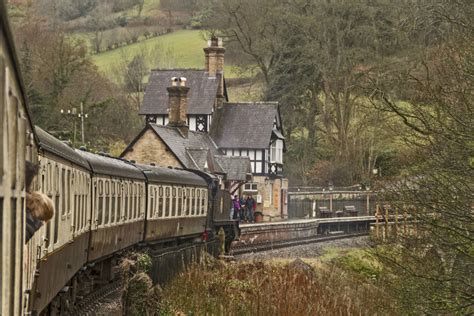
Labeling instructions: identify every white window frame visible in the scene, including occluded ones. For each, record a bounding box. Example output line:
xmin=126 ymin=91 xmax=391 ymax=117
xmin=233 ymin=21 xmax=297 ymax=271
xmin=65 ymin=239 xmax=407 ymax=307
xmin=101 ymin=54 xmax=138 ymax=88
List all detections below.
xmin=270 ymin=139 xmax=283 ymax=164
xmin=244 ymin=182 xmax=258 ymax=192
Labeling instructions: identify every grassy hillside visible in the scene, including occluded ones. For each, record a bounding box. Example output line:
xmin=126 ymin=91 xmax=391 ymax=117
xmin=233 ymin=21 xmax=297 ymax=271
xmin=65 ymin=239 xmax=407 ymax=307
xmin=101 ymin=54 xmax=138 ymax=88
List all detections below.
xmin=91 ymin=29 xmax=248 ymax=83
xmin=92 ymin=30 xmax=206 ymax=74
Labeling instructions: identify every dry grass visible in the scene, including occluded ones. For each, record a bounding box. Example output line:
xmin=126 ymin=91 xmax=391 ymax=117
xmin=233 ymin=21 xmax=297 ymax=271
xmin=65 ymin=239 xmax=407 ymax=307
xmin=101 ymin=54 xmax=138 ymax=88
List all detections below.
xmin=159 ymin=258 xmax=396 ymax=315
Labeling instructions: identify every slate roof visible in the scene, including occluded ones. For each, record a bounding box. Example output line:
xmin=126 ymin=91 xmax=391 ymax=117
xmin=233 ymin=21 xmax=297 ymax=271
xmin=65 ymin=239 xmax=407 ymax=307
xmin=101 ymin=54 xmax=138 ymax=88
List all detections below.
xmin=186 ymin=148 xmax=225 ymax=174
xmin=76 ymin=150 xmax=145 ymax=180
xmin=214 ymin=156 xmax=252 ymax=181
xmin=139 ymin=69 xmax=219 ymax=115
xmin=35 ymin=126 xmax=90 ymax=170
xmin=136 ymin=164 xmax=207 ymax=186
xmin=210 ymin=102 xmax=280 ymax=149
xmin=149 ymin=124 xmax=222 ymax=169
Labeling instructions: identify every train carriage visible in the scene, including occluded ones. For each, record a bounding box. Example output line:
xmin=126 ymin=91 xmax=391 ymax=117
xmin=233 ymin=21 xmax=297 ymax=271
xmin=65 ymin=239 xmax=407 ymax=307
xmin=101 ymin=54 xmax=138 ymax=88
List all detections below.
xmin=30 ymin=127 xmax=92 ymax=314
xmin=1 ymin=4 xmax=38 ymax=314
xmin=137 ymin=164 xmax=209 ymax=243
xmin=76 ymin=150 xmax=146 ymax=262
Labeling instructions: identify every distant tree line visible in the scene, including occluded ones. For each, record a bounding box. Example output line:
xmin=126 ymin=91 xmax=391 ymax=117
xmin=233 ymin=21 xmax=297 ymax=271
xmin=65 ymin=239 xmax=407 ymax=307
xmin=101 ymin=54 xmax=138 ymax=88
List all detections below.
xmin=13 ymin=15 xmax=142 ymax=153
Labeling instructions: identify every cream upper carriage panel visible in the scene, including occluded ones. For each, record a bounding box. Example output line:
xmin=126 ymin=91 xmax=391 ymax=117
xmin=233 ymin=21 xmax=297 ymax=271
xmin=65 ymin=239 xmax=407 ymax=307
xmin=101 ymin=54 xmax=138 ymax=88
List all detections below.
xmin=137 ymin=164 xmax=209 ymax=220
xmin=75 ymin=150 xmax=146 ymax=229
xmin=1 ymin=3 xmax=38 ymax=315
xmin=34 ymin=127 xmax=91 ymax=255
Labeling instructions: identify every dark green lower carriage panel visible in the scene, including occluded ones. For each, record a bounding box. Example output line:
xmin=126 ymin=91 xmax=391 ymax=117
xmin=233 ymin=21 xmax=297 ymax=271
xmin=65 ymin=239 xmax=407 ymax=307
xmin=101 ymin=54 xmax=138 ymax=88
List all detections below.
xmin=145 ymin=217 xmax=207 ymax=241
xmin=31 ymin=232 xmax=89 ymax=313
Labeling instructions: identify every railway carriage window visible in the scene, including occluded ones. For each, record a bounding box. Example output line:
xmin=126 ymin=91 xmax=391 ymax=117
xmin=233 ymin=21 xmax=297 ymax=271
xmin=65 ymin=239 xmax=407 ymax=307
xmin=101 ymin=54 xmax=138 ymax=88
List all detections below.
xmin=149 ymin=187 xmax=154 ymax=218
xmin=184 ymin=188 xmax=188 ymax=216
xmin=124 ymin=183 xmax=129 ymax=221
xmin=177 ymin=188 xmax=182 ymax=217
xmin=117 ymin=183 xmax=122 ymax=222
xmin=153 ymin=187 xmax=158 ymax=218
xmin=105 ymin=181 xmax=110 ymax=224
xmin=165 ymin=187 xmax=170 ymax=217
xmin=197 ymin=189 xmax=201 ymax=215
xmin=47 ymin=163 xmax=52 ymax=193
xmin=80 ymin=193 xmax=84 ymax=231
xmin=111 ymin=182 xmax=116 ymax=223
xmin=201 ymin=189 xmax=206 ymax=215
xmin=138 ymin=185 xmax=142 ymax=219
xmin=128 ymin=183 xmax=133 ymax=220
xmin=82 ymin=181 xmax=87 ymax=229
xmin=133 ymin=184 xmax=138 ymax=220
xmin=55 ymin=165 xmax=60 ymax=193
xmin=54 ymin=196 xmax=59 ymax=244
xmin=171 ymin=187 xmax=177 ymax=217
xmin=45 ymin=220 xmax=51 ymax=248
xmin=97 ymin=180 xmax=103 ymax=226
xmin=158 ymin=186 xmax=164 ymax=218
xmin=41 ymin=171 xmax=45 ymax=193
xmin=191 ymin=189 xmax=195 ymax=216
xmin=60 ymin=168 xmax=66 ymax=216
xmin=78 ymin=175 xmax=81 ymax=230
xmin=67 ymin=169 xmax=71 ymax=215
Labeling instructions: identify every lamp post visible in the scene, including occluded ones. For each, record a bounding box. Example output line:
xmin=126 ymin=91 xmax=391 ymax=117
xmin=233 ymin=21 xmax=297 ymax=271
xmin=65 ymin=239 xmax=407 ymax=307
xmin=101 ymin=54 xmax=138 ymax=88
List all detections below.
xmin=328 ymin=181 xmax=334 ymax=212
xmin=366 ymin=185 xmax=371 ymax=215
xmin=60 ymin=103 xmax=88 ymax=146
xmin=78 ymin=102 xmax=88 ymax=144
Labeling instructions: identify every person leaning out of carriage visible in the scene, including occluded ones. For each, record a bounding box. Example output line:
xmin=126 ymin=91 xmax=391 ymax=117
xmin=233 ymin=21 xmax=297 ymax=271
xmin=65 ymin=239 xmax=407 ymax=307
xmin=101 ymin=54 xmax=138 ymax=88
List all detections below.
xmin=25 ymin=161 xmax=54 ymax=243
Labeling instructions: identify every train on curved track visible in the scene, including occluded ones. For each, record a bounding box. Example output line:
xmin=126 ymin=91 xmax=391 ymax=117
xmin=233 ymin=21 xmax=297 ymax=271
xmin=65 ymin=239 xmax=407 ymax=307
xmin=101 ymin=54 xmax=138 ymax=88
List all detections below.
xmin=1 ymin=5 xmax=237 ymax=315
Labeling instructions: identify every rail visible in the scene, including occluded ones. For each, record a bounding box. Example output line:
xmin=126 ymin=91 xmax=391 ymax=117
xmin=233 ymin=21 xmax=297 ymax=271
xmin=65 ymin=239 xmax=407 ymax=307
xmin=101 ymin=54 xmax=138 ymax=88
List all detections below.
xmin=230 ymin=232 xmax=369 ymax=256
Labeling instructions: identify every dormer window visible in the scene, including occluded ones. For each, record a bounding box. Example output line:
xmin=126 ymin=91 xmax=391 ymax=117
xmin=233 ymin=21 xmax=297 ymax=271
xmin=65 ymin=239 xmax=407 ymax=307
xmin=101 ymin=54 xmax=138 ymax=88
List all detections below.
xmin=270 ymin=139 xmax=283 ymax=164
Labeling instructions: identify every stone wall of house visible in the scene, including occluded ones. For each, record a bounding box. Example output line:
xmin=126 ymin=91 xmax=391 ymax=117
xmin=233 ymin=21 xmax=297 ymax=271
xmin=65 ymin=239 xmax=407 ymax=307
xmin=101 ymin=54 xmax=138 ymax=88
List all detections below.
xmin=241 ymin=176 xmax=289 ymax=220
xmin=122 ymin=129 xmax=182 ymax=168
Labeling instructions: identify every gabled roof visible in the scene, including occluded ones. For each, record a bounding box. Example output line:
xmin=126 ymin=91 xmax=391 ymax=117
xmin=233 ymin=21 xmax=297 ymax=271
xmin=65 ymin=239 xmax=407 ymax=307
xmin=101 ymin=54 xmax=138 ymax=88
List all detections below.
xmin=214 ymin=156 xmax=252 ymax=181
xmin=139 ymin=69 xmax=220 ymax=115
xmin=149 ymin=124 xmax=222 ymax=169
xmin=121 ymin=124 xmax=252 ymax=181
xmin=210 ymin=102 xmax=281 ymax=149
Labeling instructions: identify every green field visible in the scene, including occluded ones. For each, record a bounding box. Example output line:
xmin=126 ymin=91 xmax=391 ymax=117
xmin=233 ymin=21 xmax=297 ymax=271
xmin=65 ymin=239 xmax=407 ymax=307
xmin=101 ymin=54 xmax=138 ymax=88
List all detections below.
xmin=92 ymin=30 xmax=206 ymax=73
xmin=91 ymin=29 xmax=249 ymax=82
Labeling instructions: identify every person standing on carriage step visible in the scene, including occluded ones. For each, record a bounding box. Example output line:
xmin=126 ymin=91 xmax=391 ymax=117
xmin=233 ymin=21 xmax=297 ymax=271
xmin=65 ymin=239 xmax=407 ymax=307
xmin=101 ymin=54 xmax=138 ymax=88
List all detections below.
xmin=25 ymin=161 xmax=54 ymax=243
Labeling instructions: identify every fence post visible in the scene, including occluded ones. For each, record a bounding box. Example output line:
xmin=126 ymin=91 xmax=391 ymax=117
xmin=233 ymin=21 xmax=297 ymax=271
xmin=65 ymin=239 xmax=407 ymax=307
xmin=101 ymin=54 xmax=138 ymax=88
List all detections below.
xmin=375 ymin=204 xmax=379 ymax=238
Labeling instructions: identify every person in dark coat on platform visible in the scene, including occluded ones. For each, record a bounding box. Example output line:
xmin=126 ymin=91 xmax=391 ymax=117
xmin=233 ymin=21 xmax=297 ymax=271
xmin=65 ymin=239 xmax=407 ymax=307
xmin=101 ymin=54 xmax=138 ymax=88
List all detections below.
xmin=239 ymin=196 xmax=246 ymax=221
xmin=246 ymin=195 xmax=256 ymax=223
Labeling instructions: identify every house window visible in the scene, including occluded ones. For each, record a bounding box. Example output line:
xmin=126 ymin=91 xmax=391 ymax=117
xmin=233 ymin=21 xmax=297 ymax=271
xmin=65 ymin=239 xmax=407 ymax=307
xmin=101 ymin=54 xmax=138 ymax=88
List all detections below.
xmin=270 ymin=139 xmax=283 ymax=164
xmin=244 ymin=183 xmax=258 ymax=192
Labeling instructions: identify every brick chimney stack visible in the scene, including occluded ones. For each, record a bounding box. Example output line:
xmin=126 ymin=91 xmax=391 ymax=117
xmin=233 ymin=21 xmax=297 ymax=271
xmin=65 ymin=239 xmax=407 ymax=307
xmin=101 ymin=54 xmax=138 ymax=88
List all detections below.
xmin=204 ymin=36 xmax=225 ymax=108
xmin=167 ymin=77 xmax=190 ymax=138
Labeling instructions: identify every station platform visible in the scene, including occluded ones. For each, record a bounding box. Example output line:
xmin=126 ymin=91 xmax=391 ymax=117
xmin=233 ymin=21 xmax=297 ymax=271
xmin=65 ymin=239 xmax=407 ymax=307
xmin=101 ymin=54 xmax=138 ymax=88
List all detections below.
xmin=234 ymin=216 xmax=375 ymax=246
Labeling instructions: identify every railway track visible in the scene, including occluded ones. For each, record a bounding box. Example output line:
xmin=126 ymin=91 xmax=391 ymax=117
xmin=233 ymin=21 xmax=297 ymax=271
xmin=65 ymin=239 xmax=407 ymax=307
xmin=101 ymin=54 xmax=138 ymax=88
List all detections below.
xmin=70 ymin=280 xmax=122 ymax=315
xmin=230 ymin=232 xmax=369 ymax=256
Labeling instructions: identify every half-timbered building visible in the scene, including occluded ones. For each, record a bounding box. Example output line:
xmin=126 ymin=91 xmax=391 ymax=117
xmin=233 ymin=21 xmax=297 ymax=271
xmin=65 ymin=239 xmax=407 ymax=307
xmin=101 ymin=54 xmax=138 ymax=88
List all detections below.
xmin=124 ymin=37 xmax=288 ymax=218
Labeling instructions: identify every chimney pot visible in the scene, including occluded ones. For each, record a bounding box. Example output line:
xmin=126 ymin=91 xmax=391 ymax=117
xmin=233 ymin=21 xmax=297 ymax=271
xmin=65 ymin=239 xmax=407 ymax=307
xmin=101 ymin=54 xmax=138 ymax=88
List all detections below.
xmin=171 ymin=77 xmax=179 ymax=86
xmin=210 ymin=36 xmax=219 ymax=47
xmin=179 ymin=77 xmax=187 ymax=86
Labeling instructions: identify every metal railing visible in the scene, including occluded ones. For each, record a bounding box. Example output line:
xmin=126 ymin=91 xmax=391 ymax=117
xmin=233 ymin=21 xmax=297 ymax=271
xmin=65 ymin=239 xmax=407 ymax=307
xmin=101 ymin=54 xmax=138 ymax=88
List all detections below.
xmin=287 ymin=190 xmax=377 ymax=219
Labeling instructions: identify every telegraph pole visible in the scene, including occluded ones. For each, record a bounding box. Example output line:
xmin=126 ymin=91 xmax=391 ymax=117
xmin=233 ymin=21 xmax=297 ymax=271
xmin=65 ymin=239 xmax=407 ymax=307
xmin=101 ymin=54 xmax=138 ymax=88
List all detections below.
xmin=78 ymin=102 xmax=88 ymax=144
xmin=60 ymin=103 xmax=88 ymax=146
